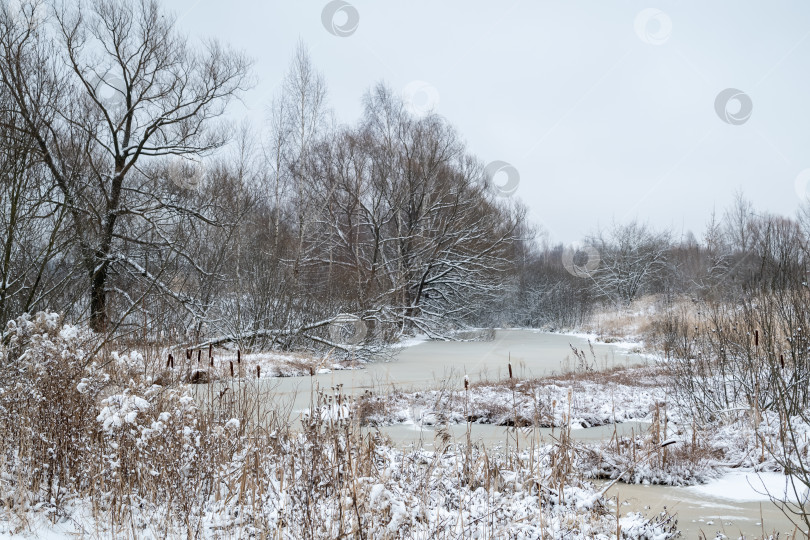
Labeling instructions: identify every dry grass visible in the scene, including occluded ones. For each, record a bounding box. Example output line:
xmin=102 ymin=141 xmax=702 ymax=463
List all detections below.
xmin=0 ymin=312 xmax=680 ymax=539
xmin=584 ymin=402 xmax=722 ymax=487
xmin=580 ymin=294 xmax=700 ymax=345
xmin=353 ymin=361 xmax=669 ymax=435
xmin=547 ymin=364 xmax=666 ymax=388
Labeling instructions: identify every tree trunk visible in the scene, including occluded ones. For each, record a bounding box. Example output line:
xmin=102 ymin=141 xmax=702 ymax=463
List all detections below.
xmin=89 ymin=254 xmax=108 ymax=332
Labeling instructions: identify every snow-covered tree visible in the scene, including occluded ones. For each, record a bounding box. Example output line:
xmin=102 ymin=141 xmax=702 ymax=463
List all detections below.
xmin=0 ymin=0 xmax=251 ymax=331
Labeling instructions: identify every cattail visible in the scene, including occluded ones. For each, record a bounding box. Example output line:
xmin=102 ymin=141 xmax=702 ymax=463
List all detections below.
xmin=257 ymin=365 xmax=261 ymax=379
xmin=508 ymin=361 xmax=513 ymax=379
xmin=464 ymin=375 xmax=469 ymax=391
xmin=237 ymin=349 xmax=241 ymax=364
xmin=197 ymin=350 xmax=201 ymax=363
xmin=755 ymin=329 xmax=759 ymax=347
xmin=166 ymin=353 xmax=174 ymax=369
xmin=230 ymin=361 xmax=234 ymax=377
xmin=186 ymin=349 xmax=191 ymax=361
xmin=780 ymin=354 xmax=785 ymax=369
xmin=309 ymin=366 xmax=314 ymax=376
xmin=209 ymin=353 xmax=214 ymax=367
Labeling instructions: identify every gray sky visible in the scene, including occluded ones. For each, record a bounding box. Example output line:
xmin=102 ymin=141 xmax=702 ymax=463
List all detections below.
xmin=163 ymin=0 xmax=810 ymax=244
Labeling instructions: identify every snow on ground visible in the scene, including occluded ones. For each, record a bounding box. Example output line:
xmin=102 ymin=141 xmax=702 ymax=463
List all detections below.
xmin=355 ymin=364 xmax=806 ymax=490
xmin=0 ymin=445 xmax=680 ymax=540
xmin=359 ymin=366 xmax=668 ymax=429
xmin=2 ymin=312 xmax=806 ymax=538
xmin=0 ymin=313 xmax=682 ymax=539
xmin=389 ymin=333 xmax=430 ymax=348
xmin=197 ymin=349 xmax=364 ymax=380
xmin=560 ymin=330 xmax=645 ymax=351
xmin=686 ymin=470 xmax=809 ymax=503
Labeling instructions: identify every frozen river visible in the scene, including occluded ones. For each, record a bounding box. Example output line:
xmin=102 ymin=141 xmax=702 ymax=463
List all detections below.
xmin=264 ymin=329 xmax=647 ymax=414
xmin=202 ymin=329 xmax=800 ymax=537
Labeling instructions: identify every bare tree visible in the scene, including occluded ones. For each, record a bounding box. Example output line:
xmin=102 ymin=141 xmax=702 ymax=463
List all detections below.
xmin=587 ymin=220 xmax=671 ymax=306
xmin=303 ymin=83 xmax=526 ymax=338
xmin=0 ymin=84 xmax=75 ymax=326
xmin=280 ymin=40 xmax=330 ymax=279
xmin=0 ymin=0 xmax=251 ymax=331
xmin=723 ymin=190 xmax=755 ymax=254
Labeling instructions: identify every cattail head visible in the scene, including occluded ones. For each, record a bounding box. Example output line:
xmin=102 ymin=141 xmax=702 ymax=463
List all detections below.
xmin=508 ymin=361 xmax=513 ymax=379
xmin=464 ymin=375 xmax=469 ymax=391
xmin=257 ymin=365 xmax=261 ymax=379
xmin=755 ymin=329 xmax=759 ymax=347
xmin=237 ymin=350 xmax=241 ymax=364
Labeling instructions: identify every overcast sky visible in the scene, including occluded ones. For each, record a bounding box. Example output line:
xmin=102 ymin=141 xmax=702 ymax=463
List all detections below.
xmin=162 ymin=0 xmax=810 ymax=244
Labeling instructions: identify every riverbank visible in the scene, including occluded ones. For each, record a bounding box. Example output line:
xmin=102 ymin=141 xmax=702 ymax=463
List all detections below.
xmin=0 ymin=313 xmax=683 ymax=539
xmin=2 ymin=311 xmax=806 ymax=538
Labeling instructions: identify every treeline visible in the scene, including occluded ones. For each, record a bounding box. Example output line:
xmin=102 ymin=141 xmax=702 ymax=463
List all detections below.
xmin=1 ymin=0 xmax=805 ymax=354
xmin=0 ymin=1 xmax=527 ymax=352
xmin=509 ymin=193 xmax=810 ymax=330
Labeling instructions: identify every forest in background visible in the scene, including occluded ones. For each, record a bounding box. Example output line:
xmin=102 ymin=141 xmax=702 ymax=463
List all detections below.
xmin=1 ymin=0 xmax=808 ymax=359
xmin=0 ymin=0 xmax=530 ymax=354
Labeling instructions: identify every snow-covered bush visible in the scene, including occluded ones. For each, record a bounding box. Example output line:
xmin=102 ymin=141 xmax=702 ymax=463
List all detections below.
xmin=0 ymin=313 xmax=681 ymax=538
xmin=0 ymin=312 xmax=255 ymax=533
xmin=0 ymin=311 xmax=105 ymax=506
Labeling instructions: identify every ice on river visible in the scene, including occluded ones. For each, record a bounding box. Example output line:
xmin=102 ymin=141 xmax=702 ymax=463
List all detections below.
xmin=687 ymin=470 xmax=810 ymax=504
